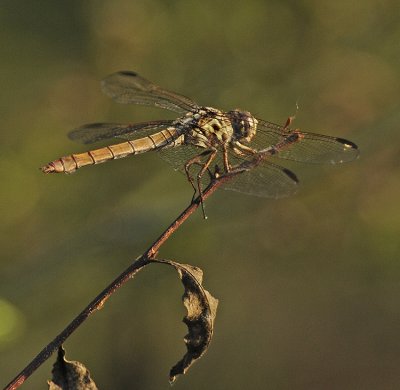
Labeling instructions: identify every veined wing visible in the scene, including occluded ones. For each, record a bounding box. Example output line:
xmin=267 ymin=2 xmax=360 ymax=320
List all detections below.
xmin=222 ymin=162 xmax=299 ymax=199
xmin=68 ymin=120 xmax=174 ymax=144
xmin=159 ymin=144 xmax=201 ymax=172
xmin=101 ymin=71 xmax=198 ymax=114
xmin=220 ymin=152 xmax=299 ymax=198
xmin=160 ymin=141 xmax=299 ymax=199
xmin=254 ymin=119 xmax=359 ymax=164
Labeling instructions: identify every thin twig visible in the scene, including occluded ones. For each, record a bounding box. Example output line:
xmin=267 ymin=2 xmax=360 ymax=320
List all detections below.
xmin=3 ymin=173 xmax=238 ymax=390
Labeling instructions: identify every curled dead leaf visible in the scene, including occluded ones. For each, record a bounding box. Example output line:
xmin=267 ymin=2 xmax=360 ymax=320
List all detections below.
xmin=48 ymin=346 xmax=98 ymax=390
xmin=153 ymin=259 xmax=218 ymax=383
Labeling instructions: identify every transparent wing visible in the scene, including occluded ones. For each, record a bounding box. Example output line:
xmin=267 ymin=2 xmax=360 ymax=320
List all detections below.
xmin=219 ymin=153 xmax=299 ymax=198
xmin=254 ymin=119 xmax=359 ymax=164
xmin=158 ymin=143 xmax=221 ymax=191
xmin=161 ymin=143 xmax=299 ymax=199
xmin=159 ymin=144 xmax=201 ymax=172
xmin=101 ymin=71 xmax=199 ymax=114
xmin=68 ymin=120 xmax=174 ymax=144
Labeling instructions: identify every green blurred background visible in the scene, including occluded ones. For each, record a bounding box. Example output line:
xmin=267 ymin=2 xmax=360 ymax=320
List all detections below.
xmin=1 ymin=1 xmax=400 ymax=389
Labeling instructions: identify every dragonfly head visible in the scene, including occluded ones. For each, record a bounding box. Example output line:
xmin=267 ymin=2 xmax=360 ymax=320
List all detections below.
xmin=227 ymin=110 xmax=258 ymax=143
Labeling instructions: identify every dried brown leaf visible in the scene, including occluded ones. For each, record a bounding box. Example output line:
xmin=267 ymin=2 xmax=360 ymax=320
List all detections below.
xmin=48 ymin=346 xmax=98 ymax=390
xmin=154 ymin=259 xmax=219 ymax=383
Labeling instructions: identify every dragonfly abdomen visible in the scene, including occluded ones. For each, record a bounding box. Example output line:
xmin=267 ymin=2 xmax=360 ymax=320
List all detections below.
xmin=41 ymin=129 xmax=180 ymax=174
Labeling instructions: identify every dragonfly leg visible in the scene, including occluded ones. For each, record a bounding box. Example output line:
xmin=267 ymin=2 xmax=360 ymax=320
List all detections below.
xmin=222 ymin=145 xmax=231 ymax=172
xmin=195 ymin=149 xmax=217 ymax=219
xmin=184 ymin=150 xmax=213 ymax=203
xmin=184 ymin=149 xmax=217 ymax=218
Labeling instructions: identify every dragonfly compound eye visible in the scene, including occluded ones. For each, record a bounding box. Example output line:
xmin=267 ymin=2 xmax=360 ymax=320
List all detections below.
xmin=228 ymin=110 xmax=258 ymax=143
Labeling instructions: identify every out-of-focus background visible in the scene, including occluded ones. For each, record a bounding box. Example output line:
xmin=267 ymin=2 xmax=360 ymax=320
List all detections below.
xmin=1 ymin=1 xmax=399 ymax=389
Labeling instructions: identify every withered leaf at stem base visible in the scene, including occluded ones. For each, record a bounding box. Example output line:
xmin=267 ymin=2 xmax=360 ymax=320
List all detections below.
xmin=153 ymin=259 xmax=219 ymax=383
xmin=48 ymin=346 xmax=98 ymax=390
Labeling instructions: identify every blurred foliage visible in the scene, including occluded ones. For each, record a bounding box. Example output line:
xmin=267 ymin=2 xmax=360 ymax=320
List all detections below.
xmin=1 ymin=0 xmax=400 ymax=389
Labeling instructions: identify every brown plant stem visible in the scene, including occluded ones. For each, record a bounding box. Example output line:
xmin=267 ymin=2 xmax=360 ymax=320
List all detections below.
xmin=3 ymin=173 xmax=236 ymax=390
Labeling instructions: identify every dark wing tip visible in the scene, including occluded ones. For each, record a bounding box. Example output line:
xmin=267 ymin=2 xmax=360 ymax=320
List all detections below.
xmin=283 ymin=168 xmax=299 ymax=183
xmin=116 ymin=70 xmax=138 ymax=77
xmin=336 ymin=138 xmax=358 ymax=150
xmin=101 ymin=71 xmax=138 ymax=85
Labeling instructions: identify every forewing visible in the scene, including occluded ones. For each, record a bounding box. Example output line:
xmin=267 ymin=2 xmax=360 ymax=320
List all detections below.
xmin=68 ymin=120 xmax=174 ymax=144
xmin=255 ymin=119 xmax=359 ymax=164
xmin=101 ymin=71 xmax=198 ymax=114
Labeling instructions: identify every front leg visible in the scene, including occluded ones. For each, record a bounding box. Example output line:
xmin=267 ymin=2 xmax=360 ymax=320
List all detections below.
xmin=233 ymin=141 xmax=258 ymax=156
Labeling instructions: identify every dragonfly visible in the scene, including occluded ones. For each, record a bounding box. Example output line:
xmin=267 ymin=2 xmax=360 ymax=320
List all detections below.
xmin=41 ymin=70 xmax=359 ymax=213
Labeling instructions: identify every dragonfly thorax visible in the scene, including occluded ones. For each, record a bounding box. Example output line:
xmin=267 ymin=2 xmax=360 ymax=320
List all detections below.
xmin=184 ymin=107 xmax=234 ymax=149
xmin=183 ymin=107 xmax=258 ymax=150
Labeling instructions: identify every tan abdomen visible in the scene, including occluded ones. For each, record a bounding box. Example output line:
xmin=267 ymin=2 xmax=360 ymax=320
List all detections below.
xmin=41 ymin=129 xmax=180 ymax=174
